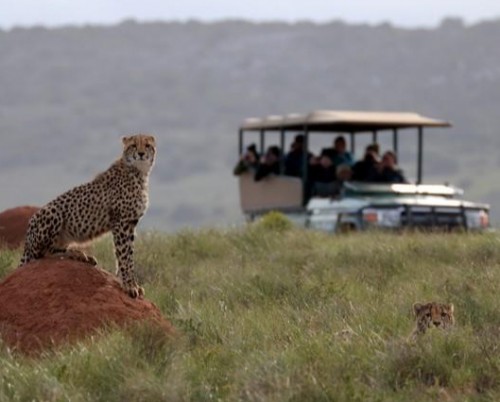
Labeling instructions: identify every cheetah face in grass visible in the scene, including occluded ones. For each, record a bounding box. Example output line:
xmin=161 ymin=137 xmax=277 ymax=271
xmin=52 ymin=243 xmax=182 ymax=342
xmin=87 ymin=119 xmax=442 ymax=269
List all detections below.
xmin=413 ymin=302 xmax=455 ymax=335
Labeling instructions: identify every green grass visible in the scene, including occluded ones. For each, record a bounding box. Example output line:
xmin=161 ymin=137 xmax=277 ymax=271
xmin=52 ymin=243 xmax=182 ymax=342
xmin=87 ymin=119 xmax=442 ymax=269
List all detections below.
xmin=1 ymin=220 xmax=500 ymax=401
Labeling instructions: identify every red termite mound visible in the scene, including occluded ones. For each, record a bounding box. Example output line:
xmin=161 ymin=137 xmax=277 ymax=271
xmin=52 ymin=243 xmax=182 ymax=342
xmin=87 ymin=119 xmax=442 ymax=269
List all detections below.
xmin=0 ymin=258 xmax=175 ymax=355
xmin=0 ymin=206 xmax=39 ymax=249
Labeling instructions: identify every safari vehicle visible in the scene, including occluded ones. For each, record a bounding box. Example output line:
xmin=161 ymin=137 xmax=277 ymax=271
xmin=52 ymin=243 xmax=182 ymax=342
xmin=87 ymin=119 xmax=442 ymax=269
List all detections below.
xmin=237 ymin=110 xmax=490 ymax=232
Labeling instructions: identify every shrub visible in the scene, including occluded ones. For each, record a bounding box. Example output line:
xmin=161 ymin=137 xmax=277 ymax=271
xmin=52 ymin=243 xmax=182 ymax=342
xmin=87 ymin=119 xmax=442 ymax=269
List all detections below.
xmin=254 ymin=211 xmax=294 ymax=232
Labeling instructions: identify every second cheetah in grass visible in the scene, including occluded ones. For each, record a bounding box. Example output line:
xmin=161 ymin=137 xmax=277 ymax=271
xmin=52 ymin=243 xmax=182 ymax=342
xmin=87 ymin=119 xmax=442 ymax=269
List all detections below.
xmin=410 ymin=302 xmax=455 ymax=339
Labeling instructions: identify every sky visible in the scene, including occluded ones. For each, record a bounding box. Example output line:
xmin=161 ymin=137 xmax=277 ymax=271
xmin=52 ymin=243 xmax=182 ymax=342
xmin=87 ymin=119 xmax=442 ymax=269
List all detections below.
xmin=1 ymin=0 xmax=500 ymax=29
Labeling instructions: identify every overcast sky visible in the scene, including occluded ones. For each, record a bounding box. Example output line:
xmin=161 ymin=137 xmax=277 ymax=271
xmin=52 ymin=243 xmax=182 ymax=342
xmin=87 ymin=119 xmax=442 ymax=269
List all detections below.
xmin=1 ymin=0 xmax=500 ymax=29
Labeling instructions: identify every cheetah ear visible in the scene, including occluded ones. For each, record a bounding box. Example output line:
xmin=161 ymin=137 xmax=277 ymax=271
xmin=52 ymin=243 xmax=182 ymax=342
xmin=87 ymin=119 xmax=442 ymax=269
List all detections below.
xmin=446 ymin=303 xmax=454 ymax=313
xmin=413 ymin=303 xmax=423 ymax=316
xmin=147 ymin=135 xmax=156 ymax=143
xmin=122 ymin=136 xmax=132 ymax=145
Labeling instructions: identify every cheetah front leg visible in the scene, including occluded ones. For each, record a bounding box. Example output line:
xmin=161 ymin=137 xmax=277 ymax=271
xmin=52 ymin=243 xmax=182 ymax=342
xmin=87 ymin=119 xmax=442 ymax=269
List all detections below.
xmin=112 ymin=221 xmax=143 ymax=298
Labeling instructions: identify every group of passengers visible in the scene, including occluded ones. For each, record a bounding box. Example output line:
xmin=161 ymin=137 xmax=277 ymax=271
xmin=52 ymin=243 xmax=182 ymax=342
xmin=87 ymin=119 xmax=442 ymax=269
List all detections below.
xmin=233 ymin=134 xmax=407 ymax=197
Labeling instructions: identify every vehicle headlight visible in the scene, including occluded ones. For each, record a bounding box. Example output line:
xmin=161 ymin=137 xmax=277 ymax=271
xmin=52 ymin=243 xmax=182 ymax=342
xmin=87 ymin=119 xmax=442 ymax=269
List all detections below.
xmin=465 ymin=210 xmax=489 ymax=229
xmin=363 ymin=208 xmax=402 ymax=228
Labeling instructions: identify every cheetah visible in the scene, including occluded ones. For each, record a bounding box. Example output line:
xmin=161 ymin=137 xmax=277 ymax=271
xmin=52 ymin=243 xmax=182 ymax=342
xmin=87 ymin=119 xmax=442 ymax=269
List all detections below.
xmin=19 ymin=134 xmax=156 ymax=298
xmin=410 ymin=302 xmax=455 ymax=339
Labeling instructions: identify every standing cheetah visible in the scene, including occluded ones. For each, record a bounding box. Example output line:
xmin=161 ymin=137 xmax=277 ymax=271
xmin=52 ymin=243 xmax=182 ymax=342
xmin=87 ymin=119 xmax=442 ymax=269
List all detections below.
xmin=20 ymin=134 xmax=156 ymax=298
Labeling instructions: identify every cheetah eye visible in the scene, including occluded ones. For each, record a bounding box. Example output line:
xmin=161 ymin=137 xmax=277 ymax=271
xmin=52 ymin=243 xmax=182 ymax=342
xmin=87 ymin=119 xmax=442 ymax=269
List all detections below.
xmin=426 ymin=313 xmax=431 ymax=318
xmin=145 ymin=144 xmax=151 ymax=149
xmin=441 ymin=312 xmax=448 ymax=317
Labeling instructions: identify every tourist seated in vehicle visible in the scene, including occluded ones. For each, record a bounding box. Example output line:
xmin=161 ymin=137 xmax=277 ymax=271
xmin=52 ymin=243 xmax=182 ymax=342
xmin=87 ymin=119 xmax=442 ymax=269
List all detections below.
xmin=352 ymin=144 xmax=380 ymax=181
xmin=310 ymin=150 xmax=337 ymax=181
xmin=284 ymin=134 xmax=314 ymax=177
xmin=368 ymin=150 xmax=407 ymax=183
xmin=254 ymin=145 xmax=282 ymax=181
xmin=311 ymin=161 xmax=352 ymax=198
xmin=310 ymin=151 xmax=336 ymax=196
xmin=331 ymin=164 xmax=353 ymax=198
xmin=322 ymin=136 xmax=354 ymax=168
xmin=233 ymin=143 xmax=260 ymax=176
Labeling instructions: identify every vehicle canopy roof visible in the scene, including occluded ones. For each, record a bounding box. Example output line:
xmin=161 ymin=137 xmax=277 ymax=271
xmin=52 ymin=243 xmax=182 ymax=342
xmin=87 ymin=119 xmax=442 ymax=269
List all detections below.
xmin=240 ymin=110 xmax=451 ymax=132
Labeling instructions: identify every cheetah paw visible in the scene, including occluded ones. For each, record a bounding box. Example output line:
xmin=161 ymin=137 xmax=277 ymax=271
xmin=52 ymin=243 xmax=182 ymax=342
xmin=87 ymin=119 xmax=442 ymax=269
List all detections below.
xmin=125 ymin=284 xmax=145 ymax=299
xmin=53 ymin=249 xmax=98 ymax=266
xmin=86 ymin=255 xmax=98 ymax=266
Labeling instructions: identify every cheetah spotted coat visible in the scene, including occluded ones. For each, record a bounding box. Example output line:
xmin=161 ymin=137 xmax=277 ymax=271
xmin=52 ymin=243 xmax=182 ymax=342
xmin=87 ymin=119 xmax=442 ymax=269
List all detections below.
xmin=20 ymin=134 xmax=156 ymax=298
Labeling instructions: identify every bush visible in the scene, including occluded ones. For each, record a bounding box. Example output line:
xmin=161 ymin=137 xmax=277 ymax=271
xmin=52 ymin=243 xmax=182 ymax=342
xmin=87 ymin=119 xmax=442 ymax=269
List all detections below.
xmin=254 ymin=211 xmax=294 ymax=232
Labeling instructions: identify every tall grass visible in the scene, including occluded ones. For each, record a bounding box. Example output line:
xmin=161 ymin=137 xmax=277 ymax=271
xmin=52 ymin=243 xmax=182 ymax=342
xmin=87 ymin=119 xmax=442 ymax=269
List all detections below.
xmin=1 ymin=221 xmax=500 ymax=401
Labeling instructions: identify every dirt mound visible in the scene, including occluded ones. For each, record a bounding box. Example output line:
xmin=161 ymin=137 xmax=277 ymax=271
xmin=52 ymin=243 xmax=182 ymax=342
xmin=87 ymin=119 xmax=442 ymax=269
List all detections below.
xmin=0 ymin=206 xmax=40 ymax=249
xmin=0 ymin=258 xmax=175 ymax=355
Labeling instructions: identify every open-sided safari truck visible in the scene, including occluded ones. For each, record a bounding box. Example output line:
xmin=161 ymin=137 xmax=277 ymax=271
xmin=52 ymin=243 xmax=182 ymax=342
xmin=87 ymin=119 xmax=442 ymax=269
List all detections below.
xmin=237 ymin=110 xmax=490 ymax=232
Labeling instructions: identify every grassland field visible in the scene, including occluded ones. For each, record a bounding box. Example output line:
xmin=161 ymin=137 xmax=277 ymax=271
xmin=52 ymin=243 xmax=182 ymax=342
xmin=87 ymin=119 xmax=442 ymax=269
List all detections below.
xmin=1 ymin=214 xmax=499 ymax=401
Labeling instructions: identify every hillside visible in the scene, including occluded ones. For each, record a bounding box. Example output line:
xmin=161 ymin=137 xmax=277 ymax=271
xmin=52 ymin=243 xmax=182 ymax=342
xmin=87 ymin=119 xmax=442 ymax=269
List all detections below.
xmin=1 ymin=18 xmax=500 ymax=229
xmin=1 ymin=224 xmax=499 ymax=400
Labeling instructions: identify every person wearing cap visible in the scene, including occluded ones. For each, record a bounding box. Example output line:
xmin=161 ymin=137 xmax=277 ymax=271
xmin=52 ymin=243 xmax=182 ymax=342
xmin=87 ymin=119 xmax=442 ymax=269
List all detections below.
xmin=331 ymin=164 xmax=353 ymax=197
xmin=312 ymin=161 xmax=353 ymax=198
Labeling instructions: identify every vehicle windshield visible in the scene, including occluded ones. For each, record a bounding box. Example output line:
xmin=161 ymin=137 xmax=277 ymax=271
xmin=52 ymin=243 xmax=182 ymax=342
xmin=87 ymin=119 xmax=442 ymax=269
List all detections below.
xmin=342 ymin=182 xmax=462 ymax=198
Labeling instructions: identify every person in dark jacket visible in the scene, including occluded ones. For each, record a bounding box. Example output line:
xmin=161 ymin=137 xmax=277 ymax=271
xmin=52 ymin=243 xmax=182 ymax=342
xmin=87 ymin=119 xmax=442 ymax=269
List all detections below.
xmin=254 ymin=145 xmax=281 ymax=181
xmin=284 ymin=134 xmax=313 ymax=177
xmin=352 ymin=144 xmax=380 ymax=181
xmin=312 ymin=161 xmax=353 ymax=198
xmin=369 ymin=151 xmax=407 ymax=183
xmin=311 ymin=151 xmax=337 ymax=181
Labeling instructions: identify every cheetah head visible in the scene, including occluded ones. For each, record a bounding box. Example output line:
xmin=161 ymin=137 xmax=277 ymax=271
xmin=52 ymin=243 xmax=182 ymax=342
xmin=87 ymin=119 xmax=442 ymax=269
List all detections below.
xmin=122 ymin=134 xmax=156 ymax=174
xmin=413 ymin=302 xmax=455 ymax=334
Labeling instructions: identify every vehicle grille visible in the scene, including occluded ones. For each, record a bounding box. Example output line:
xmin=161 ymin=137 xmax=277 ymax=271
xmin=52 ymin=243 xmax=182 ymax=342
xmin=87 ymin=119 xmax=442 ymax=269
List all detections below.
xmin=400 ymin=207 xmax=465 ymax=228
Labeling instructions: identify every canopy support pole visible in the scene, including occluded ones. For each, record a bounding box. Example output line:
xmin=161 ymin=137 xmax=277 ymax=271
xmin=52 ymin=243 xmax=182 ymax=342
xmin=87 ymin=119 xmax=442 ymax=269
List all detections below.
xmin=350 ymin=132 xmax=355 ymax=155
xmin=238 ymin=129 xmax=244 ymax=155
xmin=372 ymin=131 xmax=378 ymax=144
xmin=417 ymin=126 xmax=423 ymax=184
xmin=302 ymin=126 xmax=310 ymax=205
xmin=259 ymin=129 xmax=265 ymax=155
xmin=280 ymin=128 xmax=285 ymax=174
xmin=393 ymin=129 xmax=398 ymax=155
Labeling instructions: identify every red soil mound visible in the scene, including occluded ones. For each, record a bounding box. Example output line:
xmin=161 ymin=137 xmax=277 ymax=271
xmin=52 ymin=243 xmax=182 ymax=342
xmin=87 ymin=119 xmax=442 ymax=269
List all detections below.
xmin=0 ymin=206 xmax=40 ymax=249
xmin=0 ymin=258 xmax=175 ymax=355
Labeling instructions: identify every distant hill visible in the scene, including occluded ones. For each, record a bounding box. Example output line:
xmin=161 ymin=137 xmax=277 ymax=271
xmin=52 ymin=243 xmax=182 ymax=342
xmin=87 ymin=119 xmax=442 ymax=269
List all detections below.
xmin=1 ymin=18 xmax=499 ymax=229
